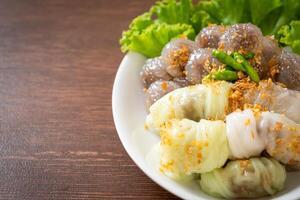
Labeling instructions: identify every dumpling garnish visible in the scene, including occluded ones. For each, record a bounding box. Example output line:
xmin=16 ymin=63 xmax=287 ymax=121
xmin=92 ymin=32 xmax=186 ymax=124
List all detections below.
xmin=159 ymin=119 xmax=229 ymax=179
xmin=185 ymin=48 xmax=224 ymax=84
xmin=199 ymin=157 xmax=286 ymax=198
xmin=161 ymin=38 xmax=198 ymax=78
xmin=241 ymin=80 xmax=300 ymax=123
xmin=235 ymin=79 xmax=300 ymax=123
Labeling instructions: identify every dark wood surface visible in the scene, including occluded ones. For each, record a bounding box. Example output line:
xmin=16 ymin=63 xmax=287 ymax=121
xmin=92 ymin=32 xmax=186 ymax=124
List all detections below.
xmin=0 ymin=0 xmax=179 ymax=199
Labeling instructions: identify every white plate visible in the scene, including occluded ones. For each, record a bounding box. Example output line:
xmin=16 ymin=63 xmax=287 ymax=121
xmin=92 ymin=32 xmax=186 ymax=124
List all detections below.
xmin=112 ymin=52 xmax=300 ymax=200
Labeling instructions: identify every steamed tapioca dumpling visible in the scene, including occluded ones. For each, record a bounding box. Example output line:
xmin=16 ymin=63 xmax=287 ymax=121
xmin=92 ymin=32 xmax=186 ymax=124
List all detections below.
xmin=254 ymin=36 xmax=282 ymax=79
xmin=185 ymin=48 xmax=224 ymax=84
xmin=140 ymin=57 xmax=171 ymax=88
xmin=195 ymin=25 xmax=227 ymax=48
xmin=199 ymin=157 xmax=286 ymax=199
xmin=240 ymin=80 xmax=300 ymax=123
xmin=145 ymin=80 xmax=181 ymax=108
xmin=276 ymin=48 xmax=300 ymax=91
xmin=219 ymin=23 xmax=264 ymax=54
xmin=161 ymin=38 xmax=198 ymax=78
xmin=261 ymin=36 xmax=282 ymax=62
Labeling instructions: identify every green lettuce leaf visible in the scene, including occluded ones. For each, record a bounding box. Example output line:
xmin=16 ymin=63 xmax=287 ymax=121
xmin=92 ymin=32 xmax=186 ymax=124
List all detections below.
xmin=120 ymin=0 xmax=300 ymax=57
xmin=258 ymin=0 xmax=300 ymax=34
xmin=150 ymin=0 xmax=194 ymax=25
xmin=120 ymin=13 xmax=153 ymax=51
xmin=199 ymin=0 xmax=250 ymax=25
xmin=120 ymin=0 xmax=210 ymax=57
xmin=249 ymin=0 xmax=282 ymax=25
xmin=277 ymin=20 xmax=300 ymax=54
xmin=191 ymin=4 xmax=217 ymax=33
xmin=199 ymin=0 xmax=296 ymax=35
xmin=120 ymin=23 xmax=195 ymax=58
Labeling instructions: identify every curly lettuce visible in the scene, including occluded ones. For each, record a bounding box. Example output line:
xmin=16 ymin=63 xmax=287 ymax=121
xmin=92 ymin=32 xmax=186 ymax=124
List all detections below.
xmin=277 ymin=20 xmax=300 ymax=54
xmin=120 ymin=0 xmax=300 ymax=57
xmin=120 ymin=0 xmax=212 ymax=58
xmin=199 ymin=0 xmax=300 ymax=35
xmin=198 ymin=0 xmax=300 ymax=53
xmin=150 ymin=0 xmax=194 ymax=25
xmin=120 ymin=22 xmax=195 ymax=58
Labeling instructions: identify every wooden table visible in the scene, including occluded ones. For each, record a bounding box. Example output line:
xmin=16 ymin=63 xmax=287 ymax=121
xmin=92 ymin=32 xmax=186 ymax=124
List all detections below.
xmin=0 ymin=0 xmax=179 ymax=199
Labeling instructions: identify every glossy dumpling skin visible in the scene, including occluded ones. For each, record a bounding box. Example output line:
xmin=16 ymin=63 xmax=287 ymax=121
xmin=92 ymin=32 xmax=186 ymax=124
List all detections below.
xmin=195 ymin=25 xmax=227 ymax=48
xmin=258 ymin=112 xmax=300 ymax=169
xmin=185 ymin=48 xmax=224 ymax=84
xmin=159 ymin=119 xmax=229 ymax=179
xmin=161 ymin=38 xmax=198 ymax=78
xmin=226 ymin=109 xmax=300 ymax=168
xmin=145 ymin=80 xmax=181 ymax=108
xmin=199 ymin=157 xmax=286 ymax=199
xmin=140 ymin=57 xmax=171 ymax=88
xmin=145 ymin=81 xmax=232 ymax=133
xmin=277 ymin=48 xmax=300 ymax=91
xmin=219 ymin=23 xmax=264 ymax=54
xmin=226 ymin=109 xmax=265 ymax=159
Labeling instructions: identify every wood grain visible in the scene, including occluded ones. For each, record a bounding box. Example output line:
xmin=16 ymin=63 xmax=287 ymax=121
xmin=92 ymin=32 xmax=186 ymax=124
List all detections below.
xmin=0 ymin=0 xmax=179 ymax=199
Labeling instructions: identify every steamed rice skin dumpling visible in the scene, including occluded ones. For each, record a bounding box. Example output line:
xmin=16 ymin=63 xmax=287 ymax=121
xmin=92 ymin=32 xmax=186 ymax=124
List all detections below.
xmin=145 ymin=81 xmax=232 ymax=133
xmin=226 ymin=109 xmax=300 ymax=169
xmin=199 ymin=157 xmax=286 ymax=198
xmin=226 ymin=109 xmax=265 ymax=159
xmin=159 ymin=119 xmax=229 ymax=179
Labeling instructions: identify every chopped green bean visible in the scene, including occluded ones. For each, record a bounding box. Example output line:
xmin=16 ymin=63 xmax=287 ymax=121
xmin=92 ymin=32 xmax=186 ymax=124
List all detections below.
xmin=225 ymin=65 xmax=234 ymax=71
xmin=233 ymin=52 xmax=260 ymax=83
xmin=212 ymin=50 xmax=245 ymax=72
xmin=211 ymin=70 xmax=238 ymax=81
xmin=244 ymin=52 xmax=255 ymax=59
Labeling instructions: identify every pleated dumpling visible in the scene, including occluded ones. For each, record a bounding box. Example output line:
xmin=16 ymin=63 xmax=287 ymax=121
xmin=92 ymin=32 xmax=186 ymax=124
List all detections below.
xmin=199 ymin=157 xmax=286 ymax=198
xmin=225 ymin=109 xmax=300 ymax=168
xmin=159 ymin=119 xmax=229 ymax=179
xmin=226 ymin=109 xmax=265 ymax=159
xmin=146 ymin=81 xmax=232 ymax=133
xmin=258 ymin=112 xmax=300 ymax=169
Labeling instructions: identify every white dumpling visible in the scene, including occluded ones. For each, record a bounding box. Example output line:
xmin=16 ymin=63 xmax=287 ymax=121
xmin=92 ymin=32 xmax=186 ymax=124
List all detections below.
xmin=145 ymin=81 xmax=232 ymax=133
xmin=258 ymin=112 xmax=300 ymax=169
xmin=159 ymin=119 xmax=229 ymax=179
xmin=226 ymin=109 xmax=265 ymax=159
xmin=226 ymin=109 xmax=300 ymax=168
xmin=199 ymin=157 xmax=286 ymax=199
